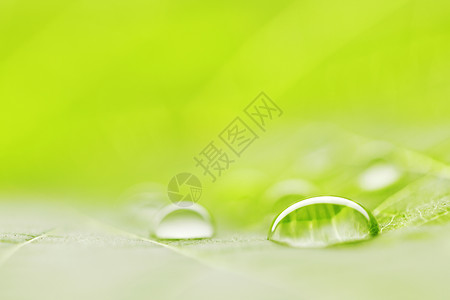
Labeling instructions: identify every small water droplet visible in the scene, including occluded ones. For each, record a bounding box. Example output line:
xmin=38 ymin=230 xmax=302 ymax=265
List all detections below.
xmin=154 ymin=202 xmax=214 ymax=239
xmin=358 ymin=163 xmax=401 ymax=191
xmin=268 ymin=196 xmax=379 ymax=248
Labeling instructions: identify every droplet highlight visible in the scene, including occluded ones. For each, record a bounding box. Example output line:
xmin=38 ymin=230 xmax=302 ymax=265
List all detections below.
xmin=358 ymin=163 xmax=401 ymax=191
xmin=268 ymin=196 xmax=379 ymax=248
xmin=154 ymin=201 xmax=214 ymax=239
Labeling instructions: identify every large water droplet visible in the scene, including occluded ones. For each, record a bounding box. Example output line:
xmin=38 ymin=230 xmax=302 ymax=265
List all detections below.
xmin=154 ymin=202 xmax=214 ymax=239
xmin=268 ymin=196 xmax=379 ymax=248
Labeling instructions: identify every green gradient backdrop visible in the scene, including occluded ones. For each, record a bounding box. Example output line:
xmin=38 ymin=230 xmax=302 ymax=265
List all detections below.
xmin=1 ymin=0 xmax=449 ymax=201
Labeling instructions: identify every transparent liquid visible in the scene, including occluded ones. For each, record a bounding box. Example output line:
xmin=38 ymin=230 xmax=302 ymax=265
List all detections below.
xmin=268 ymin=196 xmax=379 ymax=248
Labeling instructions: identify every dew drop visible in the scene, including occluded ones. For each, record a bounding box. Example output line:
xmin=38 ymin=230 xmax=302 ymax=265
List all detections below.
xmin=154 ymin=201 xmax=214 ymax=239
xmin=268 ymin=196 xmax=379 ymax=248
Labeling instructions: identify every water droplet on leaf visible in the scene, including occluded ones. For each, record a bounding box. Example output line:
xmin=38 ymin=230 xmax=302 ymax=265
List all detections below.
xmin=154 ymin=202 xmax=214 ymax=239
xmin=268 ymin=196 xmax=379 ymax=248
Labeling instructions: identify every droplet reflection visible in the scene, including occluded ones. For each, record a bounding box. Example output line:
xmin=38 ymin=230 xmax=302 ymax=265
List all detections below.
xmin=268 ymin=196 xmax=379 ymax=248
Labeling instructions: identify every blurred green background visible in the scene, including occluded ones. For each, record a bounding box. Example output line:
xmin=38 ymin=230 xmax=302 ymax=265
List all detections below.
xmin=1 ymin=2 xmax=450 ymax=299
xmin=1 ymin=0 xmax=449 ymax=203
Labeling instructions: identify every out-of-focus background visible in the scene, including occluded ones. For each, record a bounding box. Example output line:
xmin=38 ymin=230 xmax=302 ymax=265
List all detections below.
xmin=0 ymin=1 xmax=450 ymax=299
xmin=1 ymin=0 xmax=449 ymax=199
